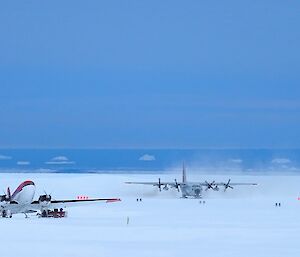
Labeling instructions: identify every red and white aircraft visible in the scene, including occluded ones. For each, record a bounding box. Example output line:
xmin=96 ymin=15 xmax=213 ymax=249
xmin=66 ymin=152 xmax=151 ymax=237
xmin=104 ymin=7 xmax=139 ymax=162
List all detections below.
xmin=0 ymin=180 xmax=121 ymax=218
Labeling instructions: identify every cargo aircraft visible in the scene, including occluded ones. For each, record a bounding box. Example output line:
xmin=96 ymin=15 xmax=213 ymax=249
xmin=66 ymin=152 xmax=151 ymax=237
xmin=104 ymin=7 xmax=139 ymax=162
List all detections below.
xmin=126 ymin=164 xmax=257 ymax=198
xmin=0 ymin=180 xmax=121 ymax=218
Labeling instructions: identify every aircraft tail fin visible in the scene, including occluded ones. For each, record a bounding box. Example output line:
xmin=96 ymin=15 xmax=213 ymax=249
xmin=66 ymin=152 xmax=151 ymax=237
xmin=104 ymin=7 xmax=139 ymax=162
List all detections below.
xmin=182 ymin=162 xmax=187 ymax=183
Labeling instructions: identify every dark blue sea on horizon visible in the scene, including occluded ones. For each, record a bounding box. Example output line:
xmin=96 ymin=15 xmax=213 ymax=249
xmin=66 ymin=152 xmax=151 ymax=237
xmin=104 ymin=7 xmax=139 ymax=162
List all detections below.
xmin=0 ymin=149 xmax=300 ymax=174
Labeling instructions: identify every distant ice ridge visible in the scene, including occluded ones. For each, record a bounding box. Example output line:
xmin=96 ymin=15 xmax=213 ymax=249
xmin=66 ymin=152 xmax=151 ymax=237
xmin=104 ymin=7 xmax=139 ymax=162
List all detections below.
xmin=17 ymin=161 xmax=30 ymax=166
xmin=228 ymin=159 xmax=243 ymax=164
xmin=271 ymin=158 xmax=291 ymax=164
xmin=45 ymin=156 xmax=75 ymax=165
xmin=0 ymin=149 xmax=300 ymax=174
xmin=139 ymin=154 xmax=156 ymax=161
xmin=0 ymin=154 xmax=12 ymax=160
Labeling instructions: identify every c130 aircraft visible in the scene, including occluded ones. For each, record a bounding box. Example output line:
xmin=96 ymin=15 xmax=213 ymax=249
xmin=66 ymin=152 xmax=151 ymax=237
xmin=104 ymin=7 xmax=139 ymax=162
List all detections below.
xmin=126 ymin=164 xmax=257 ymax=198
xmin=0 ymin=180 xmax=121 ymax=218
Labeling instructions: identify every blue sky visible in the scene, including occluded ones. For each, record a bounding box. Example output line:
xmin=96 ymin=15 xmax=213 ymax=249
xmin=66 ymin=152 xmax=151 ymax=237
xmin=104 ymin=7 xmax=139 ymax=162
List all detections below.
xmin=0 ymin=1 xmax=299 ymax=148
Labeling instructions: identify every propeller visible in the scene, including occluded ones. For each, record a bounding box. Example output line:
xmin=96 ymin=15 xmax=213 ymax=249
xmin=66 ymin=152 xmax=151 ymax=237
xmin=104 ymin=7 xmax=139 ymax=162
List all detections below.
xmin=0 ymin=192 xmax=7 ymax=202
xmin=205 ymin=181 xmax=216 ymax=191
xmin=39 ymin=190 xmax=52 ymax=202
xmin=45 ymin=190 xmax=53 ymax=196
xmin=224 ymin=179 xmax=233 ymax=192
xmin=0 ymin=188 xmax=11 ymax=202
xmin=174 ymin=179 xmax=180 ymax=192
xmin=7 ymin=187 xmax=11 ymax=201
xmin=44 ymin=190 xmax=52 ymax=197
xmin=158 ymin=178 xmax=162 ymax=191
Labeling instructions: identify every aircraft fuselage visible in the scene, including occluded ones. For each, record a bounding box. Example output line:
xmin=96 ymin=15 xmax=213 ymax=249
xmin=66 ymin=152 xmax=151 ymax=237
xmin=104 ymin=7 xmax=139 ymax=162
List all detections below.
xmin=0 ymin=180 xmax=36 ymax=215
xmin=180 ymin=183 xmax=203 ymax=198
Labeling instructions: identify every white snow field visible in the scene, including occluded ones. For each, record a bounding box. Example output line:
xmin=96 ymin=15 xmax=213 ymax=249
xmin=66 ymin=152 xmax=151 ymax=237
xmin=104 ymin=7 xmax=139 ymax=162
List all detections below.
xmin=1 ymin=173 xmax=300 ymax=257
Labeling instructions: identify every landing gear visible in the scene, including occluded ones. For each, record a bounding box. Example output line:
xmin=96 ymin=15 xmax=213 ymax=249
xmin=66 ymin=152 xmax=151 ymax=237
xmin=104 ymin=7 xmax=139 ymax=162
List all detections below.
xmin=41 ymin=210 xmax=48 ymax=217
xmin=1 ymin=210 xmax=6 ymax=218
xmin=7 ymin=210 xmax=12 ymax=218
xmin=1 ymin=210 xmax=12 ymax=218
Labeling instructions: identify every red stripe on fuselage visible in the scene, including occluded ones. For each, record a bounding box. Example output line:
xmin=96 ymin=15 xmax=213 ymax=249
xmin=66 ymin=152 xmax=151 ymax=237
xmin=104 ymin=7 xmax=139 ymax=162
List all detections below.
xmin=11 ymin=180 xmax=35 ymax=199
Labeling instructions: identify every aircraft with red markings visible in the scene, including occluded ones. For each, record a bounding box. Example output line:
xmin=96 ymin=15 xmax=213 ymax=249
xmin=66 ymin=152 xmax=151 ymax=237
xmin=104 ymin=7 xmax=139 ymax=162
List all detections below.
xmin=0 ymin=180 xmax=121 ymax=218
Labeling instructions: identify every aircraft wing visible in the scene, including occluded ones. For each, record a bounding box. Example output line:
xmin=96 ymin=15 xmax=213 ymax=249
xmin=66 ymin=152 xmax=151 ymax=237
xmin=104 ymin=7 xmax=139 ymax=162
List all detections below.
xmin=29 ymin=198 xmax=121 ymax=209
xmin=126 ymin=180 xmax=257 ymax=192
xmin=125 ymin=182 xmax=176 ymax=186
xmin=202 ymin=180 xmax=257 ymax=191
xmin=214 ymin=182 xmax=258 ymax=186
xmin=125 ymin=181 xmax=182 ymax=191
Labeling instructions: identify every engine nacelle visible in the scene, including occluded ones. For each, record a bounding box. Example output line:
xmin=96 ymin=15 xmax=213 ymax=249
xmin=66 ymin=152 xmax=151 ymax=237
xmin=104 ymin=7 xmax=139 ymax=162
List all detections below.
xmin=1 ymin=209 xmax=12 ymax=218
xmin=38 ymin=194 xmax=52 ymax=207
xmin=163 ymin=185 xmax=169 ymax=191
xmin=38 ymin=194 xmax=51 ymax=202
xmin=0 ymin=195 xmax=9 ymax=207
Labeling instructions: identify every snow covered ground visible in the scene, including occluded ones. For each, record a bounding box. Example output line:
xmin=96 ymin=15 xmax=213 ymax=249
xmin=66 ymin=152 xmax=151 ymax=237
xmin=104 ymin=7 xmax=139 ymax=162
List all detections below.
xmin=1 ymin=173 xmax=300 ymax=257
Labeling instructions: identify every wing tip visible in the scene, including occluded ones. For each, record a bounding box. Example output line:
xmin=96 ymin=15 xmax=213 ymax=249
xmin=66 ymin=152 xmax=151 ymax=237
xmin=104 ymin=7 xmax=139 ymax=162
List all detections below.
xmin=106 ymin=198 xmax=121 ymax=203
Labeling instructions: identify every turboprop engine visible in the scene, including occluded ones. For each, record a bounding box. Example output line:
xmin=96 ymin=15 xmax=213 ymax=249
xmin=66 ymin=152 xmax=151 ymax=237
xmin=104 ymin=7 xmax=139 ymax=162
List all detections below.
xmin=0 ymin=195 xmax=9 ymax=207
xmin=38 ymin=194 xmax=52 ymax=207
xmin=0 ymin=188 xmax=11 ymax=207
xmin=0 ymin=194 xmax=9 ymax=202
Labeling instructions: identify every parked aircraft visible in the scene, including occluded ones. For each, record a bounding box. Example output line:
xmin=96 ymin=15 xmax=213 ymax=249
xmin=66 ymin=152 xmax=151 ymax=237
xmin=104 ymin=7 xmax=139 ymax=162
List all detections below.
xmin=126 ymin=164 xmax=257 ymax=198
xmin=0 ymin=180 xmax=121 ymax=218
